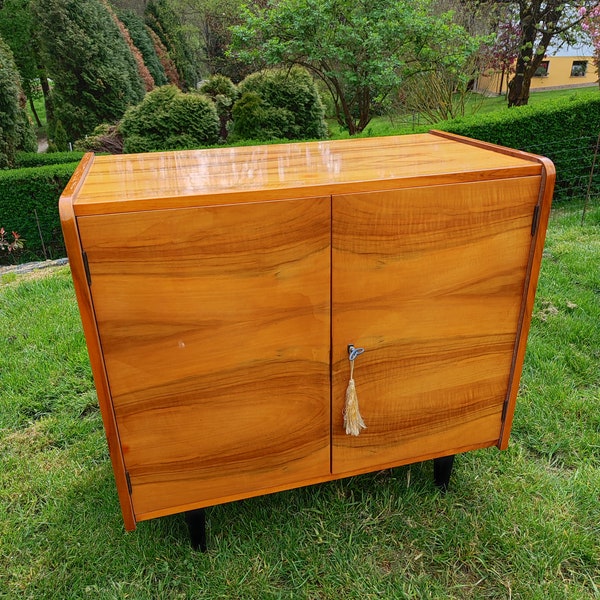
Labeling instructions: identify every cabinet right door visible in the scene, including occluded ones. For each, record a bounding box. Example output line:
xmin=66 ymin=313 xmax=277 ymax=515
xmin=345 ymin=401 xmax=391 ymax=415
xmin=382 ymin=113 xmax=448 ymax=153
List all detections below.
xmin=331 ymin=177 xmax=541 ymax=475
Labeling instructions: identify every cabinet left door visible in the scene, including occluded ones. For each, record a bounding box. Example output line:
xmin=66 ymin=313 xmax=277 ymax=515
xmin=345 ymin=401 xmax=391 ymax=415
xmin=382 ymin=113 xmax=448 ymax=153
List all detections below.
xmin=77 ymin=197 xmax=331 ymax=521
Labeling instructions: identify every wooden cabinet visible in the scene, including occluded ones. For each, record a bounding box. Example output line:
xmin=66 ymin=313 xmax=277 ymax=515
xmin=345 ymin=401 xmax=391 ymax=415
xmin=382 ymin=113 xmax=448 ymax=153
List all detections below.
xmin=60 ymin=131 xmax=554 ymax=533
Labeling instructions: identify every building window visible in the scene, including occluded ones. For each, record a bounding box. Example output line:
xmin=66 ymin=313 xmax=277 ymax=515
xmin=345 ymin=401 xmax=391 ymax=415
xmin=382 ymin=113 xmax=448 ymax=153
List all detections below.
xmin=534 ymin=60 xmax=550 ymax=77
xmin=571 ymin=61 xmax=588 ymax=77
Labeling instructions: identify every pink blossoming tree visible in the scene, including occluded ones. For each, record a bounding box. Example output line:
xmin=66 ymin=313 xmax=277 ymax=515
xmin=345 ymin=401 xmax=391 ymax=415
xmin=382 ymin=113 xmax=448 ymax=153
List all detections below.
xmin=580 ymin=5 xmax=600 ymax=87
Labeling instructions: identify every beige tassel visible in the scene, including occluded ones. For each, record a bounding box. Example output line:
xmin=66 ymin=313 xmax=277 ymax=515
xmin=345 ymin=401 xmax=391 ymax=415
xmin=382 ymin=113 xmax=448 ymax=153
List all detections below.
xmin=344 ymin=348 xmax=366 ymax=436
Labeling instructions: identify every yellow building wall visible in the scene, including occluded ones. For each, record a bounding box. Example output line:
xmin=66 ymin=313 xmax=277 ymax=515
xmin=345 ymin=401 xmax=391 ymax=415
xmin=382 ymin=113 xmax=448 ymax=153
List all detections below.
xmin=478 ymin=55 xmax=598 ymax=95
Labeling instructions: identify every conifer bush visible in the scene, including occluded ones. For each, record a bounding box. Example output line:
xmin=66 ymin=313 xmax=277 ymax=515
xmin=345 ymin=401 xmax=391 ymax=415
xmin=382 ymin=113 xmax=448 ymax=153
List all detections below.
xmin=0 ymin=37 xmax=35 ymax=167
xmin=119 ymin=85 xmax=219 ymax=152
xmin=231 ymin=67 xmax=327 ymax=141
xmin=31 ymin=0 xmax=146 ymax=141
xmin=117 ymin=9 xmax=168 ymax=87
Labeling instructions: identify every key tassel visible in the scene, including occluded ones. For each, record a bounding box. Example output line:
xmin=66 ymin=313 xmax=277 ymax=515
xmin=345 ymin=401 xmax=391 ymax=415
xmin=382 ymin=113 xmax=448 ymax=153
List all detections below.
xmin=344 ymin=348 xmax=366 ymax=436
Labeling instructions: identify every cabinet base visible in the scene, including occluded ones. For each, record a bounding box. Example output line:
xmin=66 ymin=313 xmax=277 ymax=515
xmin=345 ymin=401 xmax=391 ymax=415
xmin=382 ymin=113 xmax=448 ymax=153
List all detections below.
xmin=183 ymin=456 xmax=456 ymax=550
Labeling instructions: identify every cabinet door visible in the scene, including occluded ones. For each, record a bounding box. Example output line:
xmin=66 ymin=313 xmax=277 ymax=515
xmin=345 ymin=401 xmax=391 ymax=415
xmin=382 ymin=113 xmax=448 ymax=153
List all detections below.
xmin=331 ymin=178 xmax=540 ymax=474
xmin=78 ymin=198 xmax=331 ymax=520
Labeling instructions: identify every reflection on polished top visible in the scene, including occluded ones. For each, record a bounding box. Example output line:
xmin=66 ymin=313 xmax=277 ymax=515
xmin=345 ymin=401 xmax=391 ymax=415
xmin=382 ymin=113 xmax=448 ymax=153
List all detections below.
xmin=66 ymin=132 xmax=543 ymax=216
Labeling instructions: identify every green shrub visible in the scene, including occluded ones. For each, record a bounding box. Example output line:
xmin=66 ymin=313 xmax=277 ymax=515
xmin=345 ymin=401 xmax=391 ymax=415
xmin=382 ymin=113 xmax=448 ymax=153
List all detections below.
xmin=437 ymin=95 xmax=600 ymax=201
xmin=232 ymin=67 xmax=327 ymax=141
xmin=51 ymin=120 xmax=69 ymax=152
xmin=232 ymin=91 xmax=293 ymax=141
xmin=119 ymin=85 xmax=220 ymax=152
xmin=14 ymin=151 xmax=86 ymax=169
xmin=15 ymin=108 xmax=37 ymax=155
xmin=199 ymin=74 xmax=238 ymax=99
xmin=0 ymin=162 xmax=78 ymax=261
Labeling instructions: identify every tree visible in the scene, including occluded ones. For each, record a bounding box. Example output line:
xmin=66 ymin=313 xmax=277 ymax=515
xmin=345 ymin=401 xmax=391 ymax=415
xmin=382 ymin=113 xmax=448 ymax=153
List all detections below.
xmin=145 ymin=0 xmax=199 ymax=89
xmin=146 ymin=26 xmax=181 ymax=87
xmin=580 ymin=5 xmax=600 ymax=87
xmin=0 ymin=0 xmax=44 ymax=126
xmin=110 ymin=0 xmax=148 ymax=12
xmin=0 ymin=36 xmax=35 ymax=166
xmin=101 ymin=0 xmax=155 ymax=92
xmin=481 ymin=21 xmax=521 ymax=95
xmin=198 ymin=74 xmax=239 ymax=139
xmin=30 ymin=0 xmax=146 ymax=141
xmin=229 ymin=0 xmax=476 ymax=135
xmin=118 ymin=8 xmax=168 ymax=86
xmin=170 ymin=0 xmax=254 ymax=82
xmin=505 ymin=0 xmax=600 ymax=107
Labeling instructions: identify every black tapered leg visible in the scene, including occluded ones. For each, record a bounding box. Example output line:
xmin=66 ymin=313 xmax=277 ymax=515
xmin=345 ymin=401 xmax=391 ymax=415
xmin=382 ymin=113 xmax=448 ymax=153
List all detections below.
xmin=433 ymin=455 xmax=455 ymax=493
xmin=185 ymin=508 xmax=207 ymax=552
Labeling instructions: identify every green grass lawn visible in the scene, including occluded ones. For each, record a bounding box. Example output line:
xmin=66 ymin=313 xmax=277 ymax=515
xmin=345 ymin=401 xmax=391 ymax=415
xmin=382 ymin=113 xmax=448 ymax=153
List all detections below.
xmin=1 ymin=201 xmax=598 ymax=599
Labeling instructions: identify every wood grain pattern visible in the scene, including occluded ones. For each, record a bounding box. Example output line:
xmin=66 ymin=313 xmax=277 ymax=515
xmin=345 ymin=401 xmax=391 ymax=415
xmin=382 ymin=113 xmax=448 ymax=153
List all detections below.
xmin=59 ymin=132 xmax=555 ymax=529
xmin=77 ymin=198 xmax=331 ymax=519
xmin=331 ymin=177 xmax=541 ymax=474
xmin=58 ymin=158 xmax=136 ymax=529
xmin=70 ymin=134 xmax=542 ymax=216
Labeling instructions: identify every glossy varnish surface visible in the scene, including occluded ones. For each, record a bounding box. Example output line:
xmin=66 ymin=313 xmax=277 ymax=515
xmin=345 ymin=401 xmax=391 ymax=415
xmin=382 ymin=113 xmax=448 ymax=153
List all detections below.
xmin=331 ymin=177 xmax=541 ymax=473
xmin=60 ymin=132 xmax=554 ymax=527
xmin=77 ymin=198 xmax=331 ymax=520
xmin=71 ymin=133 xmax=542 ymax=215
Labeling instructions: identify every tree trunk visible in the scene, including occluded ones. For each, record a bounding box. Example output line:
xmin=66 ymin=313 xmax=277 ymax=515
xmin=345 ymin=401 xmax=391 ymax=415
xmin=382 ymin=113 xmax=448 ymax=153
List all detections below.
xmin=355 ymin=86 xmax=371 ymax=134
xmin=507 ymin=57 xmax=532 ymax=107
xmin=507 ymin=1 xmax=563 ymax=107
xmin=39 ymin=72 xmax=54 ymax=126
xmin=332 ymin=79 xmax=358 ymax=135
xmin=28 ymin=96 xmax=42 ymax=128
xmin=507 ymin=4 xmax=535 ymax=107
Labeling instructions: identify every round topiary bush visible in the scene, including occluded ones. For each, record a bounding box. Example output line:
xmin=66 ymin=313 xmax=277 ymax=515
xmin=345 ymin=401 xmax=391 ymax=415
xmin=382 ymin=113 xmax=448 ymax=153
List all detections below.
xmin=231 ymin=66 xmax=327 ymax=141
xmin=119 ymin=85 xmax=220 ymax=153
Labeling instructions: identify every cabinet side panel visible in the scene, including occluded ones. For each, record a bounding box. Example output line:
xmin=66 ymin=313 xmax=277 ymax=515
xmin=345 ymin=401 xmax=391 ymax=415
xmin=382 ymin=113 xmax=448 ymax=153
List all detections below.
xmin=332 ymin=177 xmax=541 ymax=473
xmin=499 ymin=159 xmax=555 ymax=448
xmin=59 ymin=189 xmax=136 ymax=530
xmin=77 ymin=198 xmax=331 ymax=519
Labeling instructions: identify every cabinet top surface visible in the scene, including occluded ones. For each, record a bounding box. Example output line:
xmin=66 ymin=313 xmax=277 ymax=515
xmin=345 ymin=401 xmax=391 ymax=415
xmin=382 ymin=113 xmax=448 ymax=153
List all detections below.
xmin=63 ymin=132 xmax=545 ymax=215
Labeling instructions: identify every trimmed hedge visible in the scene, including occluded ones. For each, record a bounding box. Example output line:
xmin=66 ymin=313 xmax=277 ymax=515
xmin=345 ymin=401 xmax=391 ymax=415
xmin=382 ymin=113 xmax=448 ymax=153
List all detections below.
xmin=437 ymin=95 xmax=600 ymax=201
xmin=14 ymin=151 xmax=86 ymax=169
xmin=0 ymin=162 xmax=79 ymax=263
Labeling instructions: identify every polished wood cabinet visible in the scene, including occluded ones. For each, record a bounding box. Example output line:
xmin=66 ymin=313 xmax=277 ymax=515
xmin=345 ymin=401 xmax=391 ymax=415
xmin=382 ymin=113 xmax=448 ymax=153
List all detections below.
xmin=60 ymin=131 xmax=554 ymax=532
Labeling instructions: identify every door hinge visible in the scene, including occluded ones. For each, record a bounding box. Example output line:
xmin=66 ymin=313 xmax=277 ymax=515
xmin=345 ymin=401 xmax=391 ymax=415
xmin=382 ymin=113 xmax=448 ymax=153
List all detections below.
xmin=125 ymin=471 xmax=132 ymax=495
xmin=531 ymin=204 xmax=541 ymax=237
xmin=82 ymin=250 xmax=92 ymax=286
